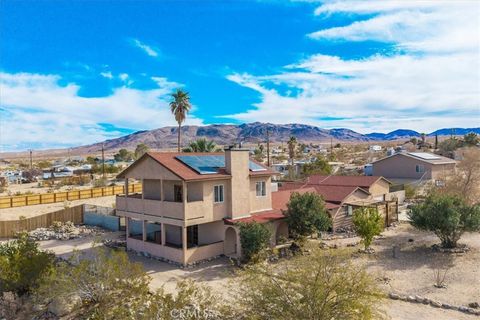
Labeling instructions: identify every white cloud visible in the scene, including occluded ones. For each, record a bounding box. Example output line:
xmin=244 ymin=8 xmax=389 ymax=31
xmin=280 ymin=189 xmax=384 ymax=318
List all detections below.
xmin=100 ymin=71 xmax=113 ymax=79
xmin=223 ymin=0 xmax=480 ymax=133
xmin=0 ymin=72 xmax=203 ymax=151
xmin=119 ymin=73 xmax=129 ymax=81
xmin=131 ymin=39 xmax=160 ymax=57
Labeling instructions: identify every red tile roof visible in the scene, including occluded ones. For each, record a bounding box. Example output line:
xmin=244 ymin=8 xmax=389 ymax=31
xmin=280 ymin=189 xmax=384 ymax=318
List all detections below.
xmin=272 ymin=188 xmax=341 ymax=212
xmin=306 ymin=175 xmax=389 ymax=188
xmin=224 ymin=209 xmax=285 ymax=225
xmin=118 ymin=152 xmax=276 ymax=181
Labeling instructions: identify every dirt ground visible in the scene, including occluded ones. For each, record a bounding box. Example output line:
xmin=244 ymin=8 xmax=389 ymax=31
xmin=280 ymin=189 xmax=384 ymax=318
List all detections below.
xmin=0 ymin=196 xmax=116 ymax=221
xmin=38 ymin=223 xmax=480 ymax=320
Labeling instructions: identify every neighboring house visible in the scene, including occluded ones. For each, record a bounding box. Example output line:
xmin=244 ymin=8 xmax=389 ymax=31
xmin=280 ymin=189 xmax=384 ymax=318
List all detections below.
xmin=371 ymin=152 xmax=456 ymax=185
xmin=369 ymin=145 xmax=382 ymax=152
xmin=278 ymin=175 xmax=398 ymax=231
xmin=116 ymin=147 xmax=283 ymax=266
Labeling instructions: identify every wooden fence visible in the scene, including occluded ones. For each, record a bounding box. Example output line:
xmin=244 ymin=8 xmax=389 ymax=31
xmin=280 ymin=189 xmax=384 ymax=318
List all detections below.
xmin=0 ymin=205 xmax=84 ymax=238
xmin=0 ymin=183 xmax=142 ymax=209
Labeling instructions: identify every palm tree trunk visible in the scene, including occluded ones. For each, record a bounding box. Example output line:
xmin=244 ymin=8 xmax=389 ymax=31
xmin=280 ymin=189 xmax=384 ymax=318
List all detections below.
xmin=177 ymin=123 xmax=181 ymax=152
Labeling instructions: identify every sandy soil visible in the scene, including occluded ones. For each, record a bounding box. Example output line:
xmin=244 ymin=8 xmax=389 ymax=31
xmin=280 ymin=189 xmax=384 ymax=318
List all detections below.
xmin=0 ymin=196 xmax=116 ymax=221
xmin=38 ymin=223 xmax=480 ymax=320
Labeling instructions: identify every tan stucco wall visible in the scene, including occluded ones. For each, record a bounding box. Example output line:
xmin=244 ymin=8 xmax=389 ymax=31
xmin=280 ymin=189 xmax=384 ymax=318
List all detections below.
xmin=225 ymin=149 xmax=251 ymax=219
xmin=143 ymin=179 xmax=161 ymax=200
xmin=187 ymin=181 xmax=203 ymax=202
xmin=124 ymin=156 xmax=179 ymax=180
xmin=372 ymin=154 xmax=434 ymax=179
xmin=249 ymin=176 xmax=273 ymax=213
xmin=198 ymin=220 xmax=224 ymax=245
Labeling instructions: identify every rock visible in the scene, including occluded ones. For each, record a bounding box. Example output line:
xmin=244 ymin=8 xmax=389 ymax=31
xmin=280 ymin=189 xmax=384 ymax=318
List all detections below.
xmin=442 ymin=303 xmax=454 ymax=309
xmin=430 ymin=300 xmax=442 ymax=308
xmin=458 ymin=306 xmax=469 ymax=313
xmin=389 ymin=293 xmax=400 ymax=300
xmin=407 ymin=296 xmax=416 ymax=303
xmin=468 ymin=302 xmax=479 ymax=309
xmin=415 ymin=295 xmax=425 ymax=303
xmin=48 ymin=294 xmax=81 ymax=316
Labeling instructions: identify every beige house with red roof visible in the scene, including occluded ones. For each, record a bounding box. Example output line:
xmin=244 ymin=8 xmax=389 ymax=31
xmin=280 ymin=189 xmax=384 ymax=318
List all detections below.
xmin=279 ymin=175 xmax=398 ymax=231
xmin=116 ymin=147 xmax=285 ymax=266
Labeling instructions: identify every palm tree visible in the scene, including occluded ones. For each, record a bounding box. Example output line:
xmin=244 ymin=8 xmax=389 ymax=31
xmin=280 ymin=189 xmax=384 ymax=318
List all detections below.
xmin=183 ymin=138 xmax=219 ymax=152
xmin=287 ymin=136 xmax=297 ymax=165
xmin=170 ymin=89 xmax=192 ymax=152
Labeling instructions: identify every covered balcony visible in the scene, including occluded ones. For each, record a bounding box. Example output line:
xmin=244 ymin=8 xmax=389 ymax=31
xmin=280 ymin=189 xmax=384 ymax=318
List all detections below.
xmin=116 ymin=178 xmax=209 ymax=221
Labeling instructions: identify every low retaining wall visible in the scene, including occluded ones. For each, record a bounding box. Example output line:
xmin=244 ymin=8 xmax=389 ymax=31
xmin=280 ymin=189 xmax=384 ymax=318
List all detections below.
xmin=83 ymin=212 xmax=120 ymax=231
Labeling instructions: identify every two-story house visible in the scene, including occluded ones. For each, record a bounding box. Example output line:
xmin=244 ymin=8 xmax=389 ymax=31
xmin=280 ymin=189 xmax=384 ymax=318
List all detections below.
xmin=115 ymin=147 xmax=280 ymax=266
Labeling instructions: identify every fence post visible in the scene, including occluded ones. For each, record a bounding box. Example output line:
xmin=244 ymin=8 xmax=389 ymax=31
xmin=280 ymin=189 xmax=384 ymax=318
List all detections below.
xmin=91 ymin=189 xmax=94 ymax=198
xmin=54 ymin=193 xmax=57 ymax=203
xmin=10 ymin=197 xmax=13 ymax=208
xmin=25 ymin=196 xmax=28 ymax=206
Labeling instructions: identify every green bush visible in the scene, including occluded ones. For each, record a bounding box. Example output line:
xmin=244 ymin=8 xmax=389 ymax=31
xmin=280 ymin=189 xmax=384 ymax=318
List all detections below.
xmin=239 ymin=222 xmax=272 ymax=263
xmin=237 ymin=249 xmax=385 ymax=320
xmin=352 ymin=207 xmax=384 ymax=250
xmin=0 ymin=233 xmax=55 ymax=296
xmin=285 ymin=192 xmax=331 ymax=239
xmin=408 ymin=193 xmax=480 ymax=248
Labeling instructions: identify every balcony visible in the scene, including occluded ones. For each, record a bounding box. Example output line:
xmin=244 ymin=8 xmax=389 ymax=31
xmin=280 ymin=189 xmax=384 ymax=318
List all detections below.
xmin=116 ymin=194 xmax=211 ymax=221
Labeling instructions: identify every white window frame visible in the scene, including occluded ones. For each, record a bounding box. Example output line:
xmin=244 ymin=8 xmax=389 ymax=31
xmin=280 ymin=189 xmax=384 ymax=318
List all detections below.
xmin=256 ymin=181 xmax=266 ymax=197
xmin=345 ymin=205 xmax=353 ymax=217
xmin=214 ymin=184 xmax=224 ymax=203
xmin=416 ymin=164 xmax=425 ymax=173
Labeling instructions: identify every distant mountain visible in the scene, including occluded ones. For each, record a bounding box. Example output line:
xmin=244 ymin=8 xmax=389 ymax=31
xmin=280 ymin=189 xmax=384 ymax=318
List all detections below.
xmin=68 ymin=123 xmax=479 ymax=154
xmin=366 ymin=129 xmax=421 ymax=140
xmin=428 ymin=128 xmax=480 ymax=136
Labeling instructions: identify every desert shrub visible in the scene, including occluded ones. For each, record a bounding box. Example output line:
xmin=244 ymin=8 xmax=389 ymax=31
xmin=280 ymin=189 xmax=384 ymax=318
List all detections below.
xmin=352 ymin=208 xmax=384 ymax=250
xmin=0 ymin=233 xmax=55 ymax=296
xmin=284 ymin=192 xmax=331 ymax=240
xmin=408 ymin=193 xmax=480 ymax=248
xmin=239 ymin=222 xmax=272 ymax=263
xmin=404 ymin=184 xmax=417 ymax=199
xmin=236 ymin=249 xmax=385 ymax=320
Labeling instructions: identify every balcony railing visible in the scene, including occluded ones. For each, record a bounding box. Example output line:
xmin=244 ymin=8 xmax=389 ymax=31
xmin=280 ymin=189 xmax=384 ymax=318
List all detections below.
xmin=116 ymin=195 xmax=211 ymax=220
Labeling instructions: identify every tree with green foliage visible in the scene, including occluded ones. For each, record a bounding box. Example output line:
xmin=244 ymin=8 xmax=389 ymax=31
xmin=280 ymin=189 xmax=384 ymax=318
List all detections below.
xmin=253 ymin=147 xmax=264 ymax=162
xmin=114 ymin=148 xmax=134 ymax=162
xmin=287 ymin=136 xmax=297 ymax=165
xmin=408 ymin=193 xmax=480 ymax=248
xmin=170 ymin=89 xmax=192 ymax=152
xmin=182 ymin=138 xmax=219 ymax=152
xmin=463 ymin=132 xmax=479 ymax=146
xmin=302 ymin=156 xmax=332 ymax=176
xmin=352 ymin=207 xmax=384 ymax=250
xmin=0 ymin=233 xmax=55 ymax=297
xmin=438 ymin=137 xmax=462 ymax=157
xmin=134 ymin=143 xmax=149 ymax=159
xmin=284 ymin=192 xmax=331 ymax=239
xmin=237 ymin=249 xmax=385 ymax=320
xmin=239 ymin=222 xmax=272 ymax=263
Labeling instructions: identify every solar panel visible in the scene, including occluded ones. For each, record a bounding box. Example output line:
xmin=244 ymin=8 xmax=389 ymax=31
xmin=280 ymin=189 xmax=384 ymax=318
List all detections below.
xmin=408 ymin=152 xmax=441 ymax=160
xmin=249 ymin=162 xmax=267 ymax=172
xmin=176 ymin=155 xmax=267 ymax=174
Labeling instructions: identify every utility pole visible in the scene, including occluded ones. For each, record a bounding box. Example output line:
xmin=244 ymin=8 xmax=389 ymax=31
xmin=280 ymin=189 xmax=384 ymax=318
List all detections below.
xmin=266 ymin=126 xmax=270 ymax=167
xmin=101 ymin=144 xmax=105 ymax=179
xmin=29 ymin=149 xmax=33 ymax=170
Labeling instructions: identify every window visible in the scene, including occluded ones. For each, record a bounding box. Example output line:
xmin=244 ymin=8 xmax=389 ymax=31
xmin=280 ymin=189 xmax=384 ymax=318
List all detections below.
xmin=345 ymin=206 xmax=353 ymax=217
xmin=214 ymin=185 xmax=224 ymax=203
xmin=256 ymin=181 xmax=266 ymax=197
xmin=415 ymin=165 xmax=425 ymax=173
xmin=187 ymin=225 xmax=199 ymax=248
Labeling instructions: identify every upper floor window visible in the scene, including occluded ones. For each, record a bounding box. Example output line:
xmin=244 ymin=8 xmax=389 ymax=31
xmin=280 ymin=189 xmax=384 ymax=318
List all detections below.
xmin=214 ymin=185 xmax=224 ymax=203
xmin=256 ymin=181 xmax=266 ymax=197
xmin=415 ymin=164 xmax=425 ymax=173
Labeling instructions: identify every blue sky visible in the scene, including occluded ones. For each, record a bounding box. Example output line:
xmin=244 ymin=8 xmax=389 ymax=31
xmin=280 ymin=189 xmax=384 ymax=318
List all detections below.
xmin=1 ymin=0 xmax=479 ymax=151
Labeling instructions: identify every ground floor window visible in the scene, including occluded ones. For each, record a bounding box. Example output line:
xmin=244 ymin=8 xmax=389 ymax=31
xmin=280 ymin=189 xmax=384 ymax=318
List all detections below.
xmin=146 ymin=222 xmax=162 ymax=244
xmin=128 ymin=218 xmax=143 ymax=240
xmin=187 ymin=225 xmax=199 ymax=248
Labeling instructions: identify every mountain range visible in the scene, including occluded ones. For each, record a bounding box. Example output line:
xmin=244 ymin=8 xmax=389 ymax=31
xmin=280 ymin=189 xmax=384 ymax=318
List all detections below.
xmin=70 ymin=123 xmax=480 ymax=153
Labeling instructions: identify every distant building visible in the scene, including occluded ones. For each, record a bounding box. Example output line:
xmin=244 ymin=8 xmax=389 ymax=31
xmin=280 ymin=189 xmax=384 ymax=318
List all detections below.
xmin=371 ymin=152 xmax=456 ymax=184
xmin=364 ymin=164 xmax=373 ymax=176
xmin=369 ymin=145 xmax=382 ymax=152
